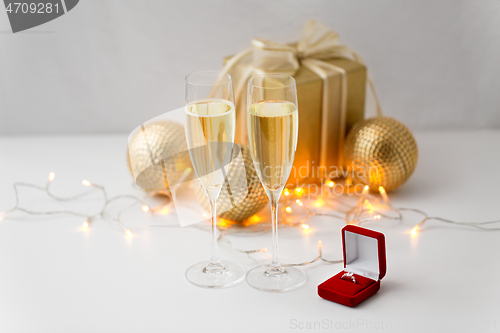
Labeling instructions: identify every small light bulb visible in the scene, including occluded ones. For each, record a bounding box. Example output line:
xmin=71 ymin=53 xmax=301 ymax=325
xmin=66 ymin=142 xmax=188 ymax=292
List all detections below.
xmin=249 ymin=215 xmax=261 ymax=223
xmin=364 ymin=185 xmax=370 ymax=193
xmin=301 ymin=224 xmax=309 ymax=230
xmin=203 ymin=213 xmax=208 ymax=218
xmin=364 ymin=199 xmax=374 ymax=212
xmin=141 ymin=205 xmax=149 ymax=212
xmin=284 ymin=189 xmax=290 ymax=196
xmin=48 ymin=172 xmax=55 ymax=182
xmin=125 ymin=229 xmax=133 ymax=238
xmin=318 ymin=240 xmax=323 ymax=251
xmin=379 ymin=186 xmax=391 ymax=204
xmin=315 ymin=200 xmax=322 ymax=207
xmin=285 ymin=206 xmax=292 ymax=213
xmin=298 ymin=202 xmax=303 ymax=207
xmin=296 ymin=199 xmax=301 ymax=204
xmin=186 ymin=167 xmax=192 ymax=172
xmin=374 ymin=215 xmax=381 ymax=220
xmin=411 ymin=226 xmax=419 ymax=237
xmin=218 ymin=219 xmax=229 ymax=227
xmin=260 ymin=248 xmax=268 ymax=253
xmin=83 ymin=220 xmax=89 ymax=229
xmin=328 ymin=181 xmax=335 ymax=187
xmin=82 ymin=180 xmax=91 ymax=187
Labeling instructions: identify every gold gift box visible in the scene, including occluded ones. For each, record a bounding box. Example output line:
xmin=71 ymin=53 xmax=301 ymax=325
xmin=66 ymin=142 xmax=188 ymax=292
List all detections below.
xmin=222 ymin=20 xmax=367 ymax=186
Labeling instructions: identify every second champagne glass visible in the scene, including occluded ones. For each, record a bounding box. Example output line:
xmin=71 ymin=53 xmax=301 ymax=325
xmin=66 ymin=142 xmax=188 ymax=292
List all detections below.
xmin=184 ymin=71 xmax=245 ymax=288
xmin=245 ymin=74 xmax=307 ymax=292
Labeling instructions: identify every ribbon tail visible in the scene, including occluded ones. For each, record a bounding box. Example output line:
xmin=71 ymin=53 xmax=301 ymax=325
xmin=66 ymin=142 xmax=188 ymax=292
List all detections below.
xmin=367 ymin=75 xmax=383 ymax=117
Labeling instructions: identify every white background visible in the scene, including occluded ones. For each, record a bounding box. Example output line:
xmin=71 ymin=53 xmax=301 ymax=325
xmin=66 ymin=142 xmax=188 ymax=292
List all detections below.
xmin=0 ymin=132 xmax=499 ymax=333
xmin=1 ymin=0 xmax=500 ymax=135
xmin=1 ymin=2 xmax=500 ymax=332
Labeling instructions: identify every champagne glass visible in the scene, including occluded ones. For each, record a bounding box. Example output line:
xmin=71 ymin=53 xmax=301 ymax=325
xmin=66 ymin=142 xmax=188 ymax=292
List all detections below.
xmin=184 ymin=71 xmax=245 ymax=288
xmin=245 ymin=74 xmax=306 ymax=292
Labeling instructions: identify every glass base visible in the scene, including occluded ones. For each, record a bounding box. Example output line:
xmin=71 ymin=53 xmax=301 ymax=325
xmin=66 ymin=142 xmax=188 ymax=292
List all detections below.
xmin=246 ymin=265 xmax=307 ymax=292
xmin=185 ymin=260 xmax=245 ymax=289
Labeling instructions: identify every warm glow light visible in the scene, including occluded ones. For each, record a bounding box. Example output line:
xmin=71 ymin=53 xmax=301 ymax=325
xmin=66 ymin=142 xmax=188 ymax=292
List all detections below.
xmin=160 ymin=206 xmax=170 ymax=215
xmin=48 ymin=172 xmax=55 ymax=182
xmin=328 ymin=181 xmax=335 ymax=187
xmin=125 ymin=229 xmax=133 ymax=238
xmin=83 ymin=220 xmax=89 ymax=230
xmin=364 ymin=185 xmax=370 ymax=193
xmin=141 ymin=205 xmax=150 ymax=212
xmin=284 ymin=189 xmax=290 ymax=196
xmin=285 ymin=206 xmax=292 ymax=213
xmin=203 ymin=213 xmax=208 ymax=218
xmin=317 ymin=240 xmax=323 ymax=251
xmin=364 ymin=199 xmax=374 ymax=212
xmin=315 ymin=200 xmax=323 ymax=207
xmin=301 ymin=224 xmax=309 ymax=230
xmin=186 ymin=167 xmax=192 ymax=173
xmin=298 ymin=202 xmax=303 ymax=207
xmin=411 ymin=226 xmax=419 ymax=237
xmin=82 ymin=180 xmax=91 ymax=187
xmin=249 ymin=215 xmax=261 ymax=223
xmin=296 ymin=199 xmax=301 ymax=204
xmin=345 ymin=178 xmax=352 ymax=186
xmin=218 ymin=219 xmax=230 ymax=227
xmin=260 ymin=248 xmax=268 ymax=253
xmin=374 ymin=215 xmax=381 ymax=220
xmin=0 ymin=212 xmax=5 ymax=221
xmin=378 ymin=186 xmax=386 ymax=195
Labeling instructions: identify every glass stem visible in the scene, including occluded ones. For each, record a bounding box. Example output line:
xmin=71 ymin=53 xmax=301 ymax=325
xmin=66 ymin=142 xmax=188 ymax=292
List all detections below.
xmin=209 ymin=195 xmax=219 ymax=264
xmin=205 ymin=187 xmax=223 ymax=271
xmin=267 ymin=188 xmax=284 ymax=272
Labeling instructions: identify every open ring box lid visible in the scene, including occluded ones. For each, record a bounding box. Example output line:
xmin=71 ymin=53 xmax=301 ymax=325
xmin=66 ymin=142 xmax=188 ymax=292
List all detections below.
xmin=318 ymin=225 xmax=386 ymax=307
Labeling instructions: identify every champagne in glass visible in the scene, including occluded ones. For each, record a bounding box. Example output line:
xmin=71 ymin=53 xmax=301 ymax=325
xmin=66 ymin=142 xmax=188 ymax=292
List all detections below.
xmin=184 ymin=71 xmax=245 ymax=289
xmin=246 ymin=74 xmax=307 ymax=292
xmin=247 ymin=101 xmax=298 ymax=191
xmin=186 ymin=99 xmax=235 ymax=190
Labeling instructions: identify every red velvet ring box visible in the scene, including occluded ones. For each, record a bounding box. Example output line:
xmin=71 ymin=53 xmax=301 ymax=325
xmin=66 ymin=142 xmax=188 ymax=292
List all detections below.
xmin=318 ymin=225 xmax=386 ymax=307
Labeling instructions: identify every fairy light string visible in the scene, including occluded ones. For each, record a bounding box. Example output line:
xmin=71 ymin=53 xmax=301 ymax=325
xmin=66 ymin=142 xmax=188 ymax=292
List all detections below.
xmin=1 ymin=174 xmax=500 ymax=268
xmin=279 ymin=180 xmax=500 ymax=239
xmin=0 ymin=172 xmax=166 ymax=238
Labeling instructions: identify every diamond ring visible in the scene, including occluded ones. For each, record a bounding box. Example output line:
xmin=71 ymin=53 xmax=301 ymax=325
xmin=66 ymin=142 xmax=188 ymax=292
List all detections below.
xmin=341 ymin=271 xmax=356 ymax=284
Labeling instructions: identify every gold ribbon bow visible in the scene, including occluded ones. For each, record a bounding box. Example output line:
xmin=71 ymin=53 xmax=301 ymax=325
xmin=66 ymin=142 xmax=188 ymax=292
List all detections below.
xmin=222 ymin=20 xmax=381 ymax=167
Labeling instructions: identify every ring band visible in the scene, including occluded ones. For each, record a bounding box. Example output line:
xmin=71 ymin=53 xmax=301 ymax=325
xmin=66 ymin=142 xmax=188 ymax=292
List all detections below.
xmin=341 ymin=272 xmax=356 ymax=284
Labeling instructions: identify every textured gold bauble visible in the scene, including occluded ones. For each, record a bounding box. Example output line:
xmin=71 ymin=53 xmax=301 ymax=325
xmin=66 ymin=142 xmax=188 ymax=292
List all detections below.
xmin=127 ymin=120 xmax=190 ymax=193
xmin=344 ymin=117 xmax=418 ymax=192
xmin=195 ymin=145 xmax=268 ymax=223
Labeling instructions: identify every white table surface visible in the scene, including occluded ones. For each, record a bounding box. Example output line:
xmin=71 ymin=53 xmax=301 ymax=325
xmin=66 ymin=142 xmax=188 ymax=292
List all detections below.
xmin=0 ymin=131 xmax=499 ymax=333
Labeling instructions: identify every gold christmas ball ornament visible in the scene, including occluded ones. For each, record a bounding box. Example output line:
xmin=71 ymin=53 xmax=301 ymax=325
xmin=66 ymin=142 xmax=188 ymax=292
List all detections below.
xmin=344 ymin=117 xmax=418 ymax=192
xmin=127 ymin=120 xmax=190 ymax=193
xmin=195 ymin=144 xmax=268 ymax=224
